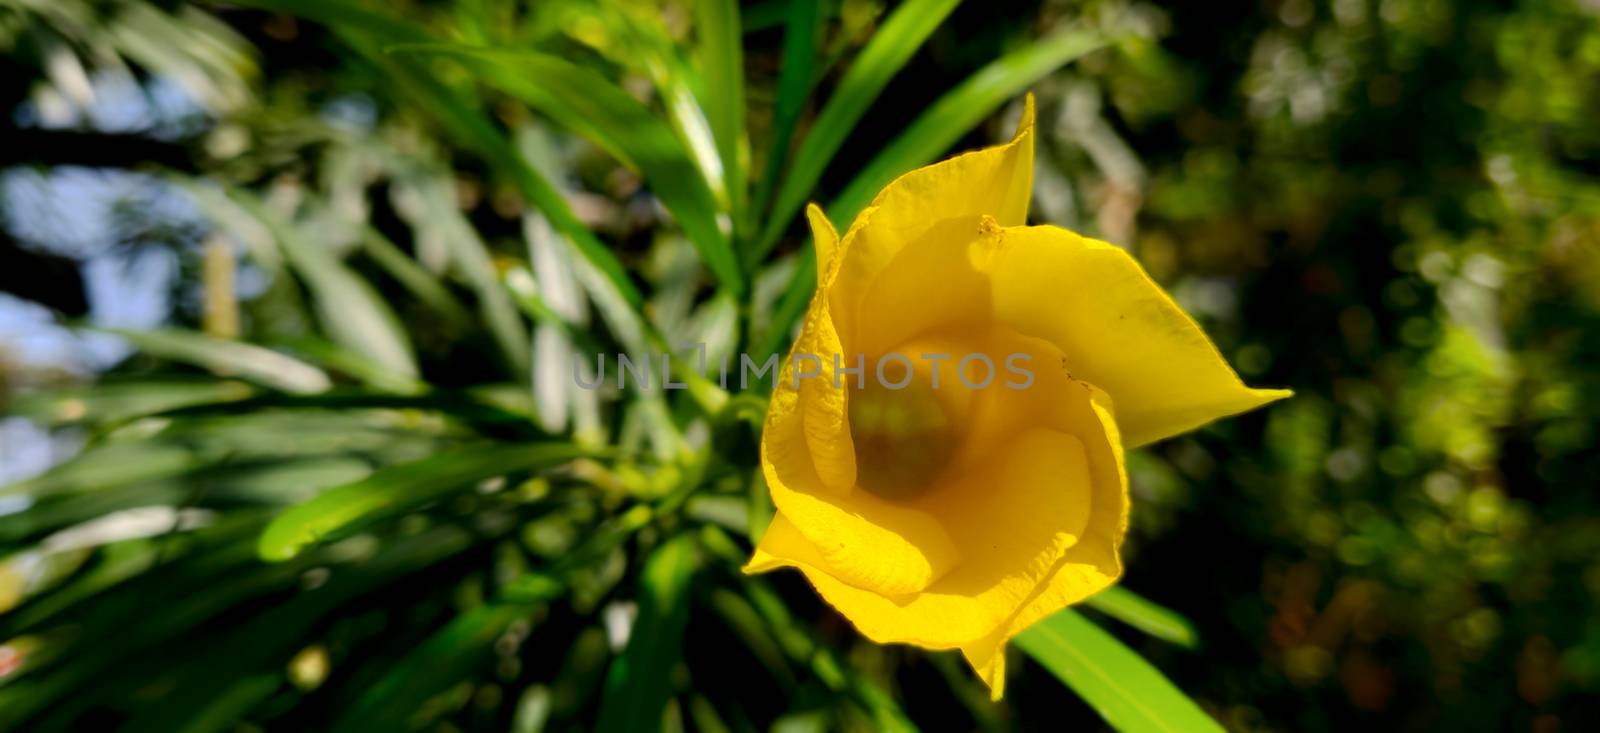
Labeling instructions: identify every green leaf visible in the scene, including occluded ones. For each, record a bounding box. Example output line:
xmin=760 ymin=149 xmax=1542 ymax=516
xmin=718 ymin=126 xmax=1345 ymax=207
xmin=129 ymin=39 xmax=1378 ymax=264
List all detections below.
xmin=594 ymin=533 xmax=699 ymax=733
xmin=224 ymin=191 xmax=419 ymax=380
xmin=257 ymin=443 xmax=586 ymax=561
xmin=753 ymin=0 xmax=962 ymax=261
xmin=401 ymin=61 xmax=645 ymax=308
xmin=96 ymin=328 xmax=332 ymax=394
xmin=409 ymin=67 xmax=644 ymax=307
xmin=829 ymin=26 xmax=1108 ymax=225
xmin=549 ymin=3 xmax=726 ymax=228
xmin=738 ymin=578 xmax=917 ymax=731
xmin=358 ymin=226 xmax=474 ymax=328
xmin=0 ymin=519 xmax=301 ymax=728
xmin=273 ymin=336 xmax=425 ymax=395
xmin=229 ymin=0 xmax=643 ymax=308
xmin=503 ymin=505 xmax=655 ymax=604
xmin=391 ymin=173 xmax=532 ymax=375
xmin=0 ymin=458 xmax=372 ymax=548
xmin=6 ymin=377 xmax=255 ymax=427
xmin=705 ymin=587 xmax=796 ymax=689
xmin=151 ymin=388 xmax=536 ymax=429
xmin=390 ymin=44 xmax=744 ymax=296
xmin=87 ymin=525 xmax=484 ymax=733
xmin=1084 ymin=586 xmax=1200 ymax=649
xmin=166 ymin=676 xmax=281 ymax=733
xmin=333 ymin=603 xmax=534 ymax=731
xmin=0 ymin=538 xmax=162 ymax=637
xmin=0 ymin=440 xmax=195 ymax=500
xmin=751 ymin=0 xmax=823 ymax=250
xmin=520 ymin=212 xmax=602 ymax=439
xmin=696 ymin=0 xmax=748 ymax=230
xmin=1015 ymin=609 xmax=1222 ymax=733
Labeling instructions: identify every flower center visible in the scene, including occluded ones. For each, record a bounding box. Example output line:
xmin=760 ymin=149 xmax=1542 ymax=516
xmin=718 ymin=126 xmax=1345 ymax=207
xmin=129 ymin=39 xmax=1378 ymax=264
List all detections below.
xmin=846 ymin=353 xmax=968 ymax=501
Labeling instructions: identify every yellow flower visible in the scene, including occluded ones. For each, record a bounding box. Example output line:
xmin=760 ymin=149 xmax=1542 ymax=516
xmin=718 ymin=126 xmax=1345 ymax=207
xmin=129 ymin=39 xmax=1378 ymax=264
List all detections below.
xmin=744 ymin=95 xmax=1290 ymax=699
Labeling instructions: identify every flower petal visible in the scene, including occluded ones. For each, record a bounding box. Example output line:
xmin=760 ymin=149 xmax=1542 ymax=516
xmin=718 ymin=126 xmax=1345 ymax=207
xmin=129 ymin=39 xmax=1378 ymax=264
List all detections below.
xmin=985 ymin=224 xmax=1291 ymax=447
xmin=806 ymin=203 xmax=839 ymax=286
xmin=959 ymin=383 xmax=1127 ymax=700
xmin=792 ymin=293 xmax=855 ymax=493
xmin=759 ymin=313 xmax=960 ymax=594
xmin=749 ymin=425 xmax=1111 ymax=648
xmin=854 ymin=94 xmax=1035 ymax=236
xmin=824 ymin=96 xmax=1035 ymax=349
xmin=849 ymin=215 xmax=997 ymax=358
xmin=749 ymin=357 xmax=1126 ymax=651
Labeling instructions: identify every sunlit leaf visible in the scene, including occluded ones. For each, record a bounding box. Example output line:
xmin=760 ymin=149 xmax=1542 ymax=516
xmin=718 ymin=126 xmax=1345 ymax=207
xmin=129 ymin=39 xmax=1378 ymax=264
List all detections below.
xmin=829 ymin=26 xmax=1108 ymax=226
xmin=257 ymin=443 xmax=587 ymax=561
xmin=0 ymin=457 xmax=372 ymax=548
xmin=273 ymin=336 xmax=425 ymax=395
xmin=754 ymin=0 xmax=962 ymax=261
xmin=751 ymin=0 xmax=823 ymax=238
xmin=6 ymin=377 xmax=256 ymax=428
xmin=225 ymin=191 xmax=420 ymax=380
xmin=695 ymin=0 xmax=748 ymax=230
xmin=97 ymin=327 xmax=331 ymax=394
xmin=389 ymin=44 xmax=745 ymax=296
xmin=1015 ymin=609 xmax=1223 ymax=732
xmin=228 ymin=0 xmax=644 ymax=307
xmin=1084 ymin=586 xmax=1200 ymax=650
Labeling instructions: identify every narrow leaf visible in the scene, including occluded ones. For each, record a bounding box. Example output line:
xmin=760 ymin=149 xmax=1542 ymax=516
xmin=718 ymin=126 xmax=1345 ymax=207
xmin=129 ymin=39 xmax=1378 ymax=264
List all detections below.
xmin=390 ymin=44 xmax=744 ymax=296
xmin=6 ymin=377 xmax=254 ymax=428
xmin=99 ymin=328 xmax=331 ymax=394
xmin=594 ymin=534 xmax=699 ymax=733
xmin=751 ymin=0 xmax=823 ymax=247
xmin=228 ymin=0 xmax=643 ymax=307
xmin=257 ymin=443 xmax=586 ymax=561
xmin=1015 ymin=609 xmax=1222 ymax=733
xmin=552 ymin=3 xmax=727 ymax=224
xmin=754 ymin=0 xmax=962 ymax=260
xmin=1084 ymin=586 xmax=1200 ymax=649
xmin=751 ymin=246 xmax=814 ymax=366
xmin=226 ymin=191 xmax=419 ymax=380
xmin=392 ymin=173 xmax=531 ymax=375
xmin=359 ymin=226 xmax=473 ymax=327
xmin=333 ymin=604 xmax=534 ymax=731
xmin=696 ymin=0 xmax=748 ymax=228
xmin=829 ymin=27 xmax=1107 ymax=224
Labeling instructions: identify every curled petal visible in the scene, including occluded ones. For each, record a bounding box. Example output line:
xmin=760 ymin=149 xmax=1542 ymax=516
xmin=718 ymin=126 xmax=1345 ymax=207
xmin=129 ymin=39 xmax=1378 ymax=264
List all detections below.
xmin=759 ymin=322 xmax=959 ymax=594
xmin=824 ymin=96 xmax=1036 ymax=349
xmin=985 ymin=225 xmax=1291 ymax=447
xmin=806 ymin=203 xmax=839 ymax=286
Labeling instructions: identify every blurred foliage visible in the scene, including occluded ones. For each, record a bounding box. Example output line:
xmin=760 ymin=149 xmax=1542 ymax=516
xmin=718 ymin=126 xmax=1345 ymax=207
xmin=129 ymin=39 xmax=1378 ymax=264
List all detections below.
xmin=2 ymin=0 xmax=1600 ymax=731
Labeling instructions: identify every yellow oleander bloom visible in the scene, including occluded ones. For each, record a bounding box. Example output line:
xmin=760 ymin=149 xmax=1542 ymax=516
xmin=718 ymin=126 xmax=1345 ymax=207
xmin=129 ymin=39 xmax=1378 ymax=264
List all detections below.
xmin=744 ymin=95 xmax=1290 ymax=699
